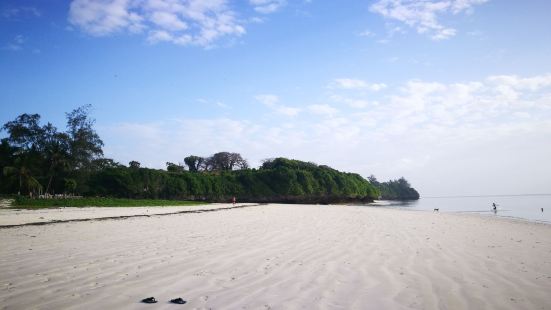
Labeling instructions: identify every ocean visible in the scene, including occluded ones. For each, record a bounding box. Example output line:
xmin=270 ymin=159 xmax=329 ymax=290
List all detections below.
xmin=371 ymin=194 xmax=551 ymax=224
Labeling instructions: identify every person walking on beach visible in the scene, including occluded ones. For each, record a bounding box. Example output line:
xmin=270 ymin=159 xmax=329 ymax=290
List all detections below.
xmin=492 ymin=202 xmax=497 ymax=212
xmin=232 ymin=196 xmax=236 ymax=206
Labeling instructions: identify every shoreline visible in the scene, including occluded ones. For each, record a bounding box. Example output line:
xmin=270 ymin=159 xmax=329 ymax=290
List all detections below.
xmin=1 ymin=203 xmax=550 ymax=309
xmin=381 ymin=205 xmax=551 ymax=226
xmin=369 ymin=198 xmax=551 ymax=225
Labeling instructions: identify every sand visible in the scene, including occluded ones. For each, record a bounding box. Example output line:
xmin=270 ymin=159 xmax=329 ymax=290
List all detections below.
xmin=0 ymin=204 xmax=550 ymax=309
xmin=0 ymin=203 xmax=252 ymax=227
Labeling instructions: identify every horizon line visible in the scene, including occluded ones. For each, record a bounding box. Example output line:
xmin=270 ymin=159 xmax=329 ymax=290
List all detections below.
xmin=422 ymin=193 xmax=551 ymax=199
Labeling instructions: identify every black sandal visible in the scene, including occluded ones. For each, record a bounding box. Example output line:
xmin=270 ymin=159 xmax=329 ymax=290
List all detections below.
xmin=170 ymin=297 xmax=187 ymax=304
xmin=141 ymin=297 xmax=157 ymax=303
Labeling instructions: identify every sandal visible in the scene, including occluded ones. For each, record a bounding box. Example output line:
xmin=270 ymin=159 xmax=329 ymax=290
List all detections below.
xmin=170 ymin=297 xmax=187 ymax=304
xmin=141 ymin=297 xmax=157 ymax=304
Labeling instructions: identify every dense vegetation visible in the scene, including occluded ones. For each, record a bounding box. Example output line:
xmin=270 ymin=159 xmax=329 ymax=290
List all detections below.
xmin=0 ymin=106 xmax=419 ymax=203
xmin=368 ymin=176 xmax=420 ymax=200
xmin=81 ymin=158 xmax=379 ymax=203
xmin=13 ymin=197 xmax=204 ymax=208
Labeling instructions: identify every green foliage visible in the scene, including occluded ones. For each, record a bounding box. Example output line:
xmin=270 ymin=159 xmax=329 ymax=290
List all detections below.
xmin=64 ymin=179 xmax=77 ymax=193
xmin=0 ymin=106 xmax=105 ymax=196
xmin=65 ymin=104 xmax=104 ymax=169
xmin=166 ymin=162 xmax=185 ymax=173
xmin=79 ymin=157 xmax=380 ymax=203
xmin=183 ymin=155 xmax=204 ymax=172
xmin=370 ymin=176 xmax=420 ymax=200
xmin=13 ymin=196 xmax=204 ymax=208
xmin=1 ymin=108 xmax=418 ymax=204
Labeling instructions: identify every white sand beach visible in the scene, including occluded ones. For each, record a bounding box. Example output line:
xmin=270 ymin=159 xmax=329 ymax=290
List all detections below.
xmin=1 ymin=204 xmax=550 ymax=309
xmin=0 ymin=203 xmax=251 ymax=227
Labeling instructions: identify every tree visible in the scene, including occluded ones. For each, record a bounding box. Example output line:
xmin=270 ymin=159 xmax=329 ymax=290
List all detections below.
xmin=129 ymin=161 xmax=141 ymax=169
xmin=166 ymin=162 xmax=185 ymax=173
xmin=0 ymin=138 xmax=17 ymax=193
xmin=3 ymin=156 xmax=42 ymax=196
xmin=375 ymin=177 xmax=419 ymax=200
xmin=205 ymin=152 xmax=248 ymax=171
xmin=398 ymin=177 xmax=410 ymax=187
xmin=42 ymin=123 xmax=71 ymax=194
xmin=90 ymin=158 xmax=123 ymax=170
xmin=1 ymin=113 xmax=44 ymax=151
xmin=65 ymin=105 xmax=104 ymax=169
xmin=367 ymin=175 xmax=379 ymax=186
xmin=184 ymin=155 xmax=204 ymax=172
xmin=231 ymin=153 xmax=249 ymax=170
xmin=64 ymin=179 xmax=77 ymax=194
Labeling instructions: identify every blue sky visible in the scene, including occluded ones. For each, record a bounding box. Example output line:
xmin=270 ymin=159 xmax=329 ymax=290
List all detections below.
xmin=1 ymin=0 xmax=551 ymax=196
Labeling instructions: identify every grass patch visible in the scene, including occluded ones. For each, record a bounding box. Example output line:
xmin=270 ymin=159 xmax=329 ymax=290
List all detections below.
xmin=13 ymin=197 xmax=206 ymax=209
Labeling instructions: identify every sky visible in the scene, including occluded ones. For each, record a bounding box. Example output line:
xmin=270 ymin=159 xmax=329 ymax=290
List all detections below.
xmin=1 ymin=0 xmax=551 ymax=197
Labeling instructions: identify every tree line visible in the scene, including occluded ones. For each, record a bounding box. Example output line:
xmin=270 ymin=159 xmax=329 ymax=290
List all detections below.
xmin=0 ymin=107 xmax=419 ymax=202
xmin=368 ymin=175 xmax=420 ymax=200
xmin=1 ymin=105 xmax=103 ymax=196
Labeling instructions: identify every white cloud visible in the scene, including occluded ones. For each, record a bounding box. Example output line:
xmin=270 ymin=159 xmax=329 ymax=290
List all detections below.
xmin=69 ymin=0 xmax=145 ymax=36
xmin=308 ymin=104 xmax=338 ymax=116
xmin=255 ymin=94 xmax=279 ymax=107
xmin=274 ymin=105 xmax=301 ymax=117
xmin=487 ymin=74 xmax=551 ymax=91
xmin=255 ymin=94 xmax=301 ymax=117
xmin=331 ymin=78 xmax=387 ymax=91
xmin=330 ymin=95 xmax=372 ymax=109
xmin=70 ymin=0 xmax=291 ymax=47
xmin=249 ymin=0 xmax=287 ymax=14
xmin=150 ymin=11 xmax=188 ymax=31
xmin=215 ymin=101 xmax=229 ymax=108
xmin=370 ymin=0 xmax=488 ymax=40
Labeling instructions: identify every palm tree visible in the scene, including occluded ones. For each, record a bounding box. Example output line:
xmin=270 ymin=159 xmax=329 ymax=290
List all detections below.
xmin=3 ymin=160 xmax=42 ymax=197
xmin=44 ymin=140 xmax=70 ymax=195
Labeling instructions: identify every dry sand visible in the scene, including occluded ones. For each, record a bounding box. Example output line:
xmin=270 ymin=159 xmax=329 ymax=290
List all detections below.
xmin=1 ymin=204 xmax=550 ymax=309
xmin=0 ymin=203 xmax=252 ymax=227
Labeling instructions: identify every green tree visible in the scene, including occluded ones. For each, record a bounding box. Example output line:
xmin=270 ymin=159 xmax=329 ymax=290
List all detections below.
xmin=166 ymin=162 xmax=185 ymax=173
xmin=184 ymin=155 xmax=204 ymax=172
xmin=42 ymin=123 xmax=71 ymax=194
xmin=205 ymin=152 xmax=248 ymax=171
xmin=3 ymin=156 xmax=42 ymax=196
xmin=64 ymin=178 xmax=77 ymax=194
xmin=66 ymin=105 xmax=104 ymax=169
xmin=1 ymin=113 xmax=44 ymax=150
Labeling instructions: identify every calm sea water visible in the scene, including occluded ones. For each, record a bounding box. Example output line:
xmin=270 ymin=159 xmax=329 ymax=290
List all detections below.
xmin=370 ymin=195 xmax=551 ymax=224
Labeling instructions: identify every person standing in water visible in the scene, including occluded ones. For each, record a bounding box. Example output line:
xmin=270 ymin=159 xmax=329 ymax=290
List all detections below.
xmin=492 ymin=202 xmax=497 ymax=212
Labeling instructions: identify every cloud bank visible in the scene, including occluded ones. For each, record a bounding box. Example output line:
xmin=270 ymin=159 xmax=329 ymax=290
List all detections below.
xmin=68 ymin=0 xmax=286 ymax=47
xmin=370 ymin=0 xmax=488 ymax=40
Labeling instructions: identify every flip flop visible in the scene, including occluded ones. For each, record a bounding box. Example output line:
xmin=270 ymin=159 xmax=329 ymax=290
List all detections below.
xmin=170 ymin=297 xmax=187 ymax=304
xmin=141 ymin=297 xmax=157 ymax=304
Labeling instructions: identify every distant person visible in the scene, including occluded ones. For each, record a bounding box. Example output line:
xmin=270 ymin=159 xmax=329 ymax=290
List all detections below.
xmin=232 ymin=196 xmax=236 ymax=206
xmin=492 ymin=203 xmax=497 ymax=212
xmin=542 ymin=208 xmax=544 ymax=212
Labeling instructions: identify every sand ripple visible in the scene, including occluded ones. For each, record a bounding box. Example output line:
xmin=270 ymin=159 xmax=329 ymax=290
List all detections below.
xmin=1 ymin=204 xmax=550 ymax=309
